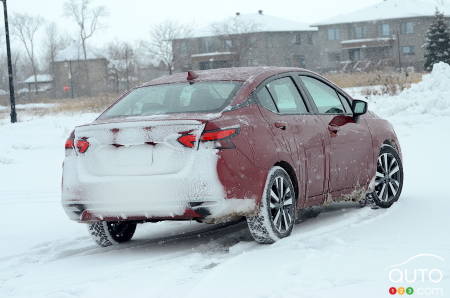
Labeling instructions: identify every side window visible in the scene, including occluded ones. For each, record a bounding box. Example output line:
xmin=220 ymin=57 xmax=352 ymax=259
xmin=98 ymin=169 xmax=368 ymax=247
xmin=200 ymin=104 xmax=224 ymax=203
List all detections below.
xmin=256 ymin=87 xmax=277 ymax=113
xmin=266 ymin=77 xmax=307 ymax=114
xmin=338 ymin=93 xmax=352 ymax=114
xmin=300 ymin=76 xmax=345 ymax=114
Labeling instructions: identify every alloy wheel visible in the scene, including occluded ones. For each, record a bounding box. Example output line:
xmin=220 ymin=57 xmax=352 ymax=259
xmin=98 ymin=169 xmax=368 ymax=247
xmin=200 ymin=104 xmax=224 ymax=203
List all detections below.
xmin=269 ymin=176 xmax=295 ymax=233
xmin=375 ymin=152 xmax=401 ymax=202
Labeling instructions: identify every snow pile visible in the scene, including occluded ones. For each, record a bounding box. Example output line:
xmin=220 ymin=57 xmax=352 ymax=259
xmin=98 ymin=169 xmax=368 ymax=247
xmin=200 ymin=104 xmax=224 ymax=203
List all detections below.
xmin=369 ymin=62 xmax=450 ymax=118
xmin=0 ymin=103 xmax=56 ymax=111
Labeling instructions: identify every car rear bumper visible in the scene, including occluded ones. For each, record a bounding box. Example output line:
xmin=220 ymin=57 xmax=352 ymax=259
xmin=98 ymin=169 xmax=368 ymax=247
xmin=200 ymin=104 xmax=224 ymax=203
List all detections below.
xmin=61 ymin=153 xmax=256 ymax=223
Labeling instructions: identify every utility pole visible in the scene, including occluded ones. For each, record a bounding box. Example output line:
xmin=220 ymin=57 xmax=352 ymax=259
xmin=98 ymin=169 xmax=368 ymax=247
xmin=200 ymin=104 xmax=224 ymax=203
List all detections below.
xmin=1 ymin=0 xmax=17 ymax=123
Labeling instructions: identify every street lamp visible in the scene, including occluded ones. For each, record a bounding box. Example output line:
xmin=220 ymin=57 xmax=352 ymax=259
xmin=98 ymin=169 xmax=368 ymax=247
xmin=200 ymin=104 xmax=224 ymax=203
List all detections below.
xmin=1 ymin=0 xmax=17 ymax=123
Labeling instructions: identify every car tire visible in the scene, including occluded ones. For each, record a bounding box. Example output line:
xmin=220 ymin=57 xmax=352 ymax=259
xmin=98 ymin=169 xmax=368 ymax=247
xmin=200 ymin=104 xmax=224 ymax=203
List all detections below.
xmin=88 ymin=221 xmax=137 ymax=247
xmin=246 ymin=166 xmax=296 ymax=244
xmin=371 ymin=145 xmax=404 ymax=208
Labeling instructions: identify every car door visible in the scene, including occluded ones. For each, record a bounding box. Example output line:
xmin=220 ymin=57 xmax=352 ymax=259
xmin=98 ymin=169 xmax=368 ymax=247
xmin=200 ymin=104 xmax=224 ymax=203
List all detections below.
xmin=298 ymin=74 xmax=373 ymax=196
xmin=255 ymin=75 xmax=328 ymax=206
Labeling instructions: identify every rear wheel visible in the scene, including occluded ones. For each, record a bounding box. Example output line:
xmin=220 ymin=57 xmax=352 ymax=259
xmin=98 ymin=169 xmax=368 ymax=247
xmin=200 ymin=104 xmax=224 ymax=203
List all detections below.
xmin=246 ymin=166 xmax=296 ymax=244
xmin=88 ymin=221 xmax=137 ymax=247
xmin=371 ymin=145 xmax=404 ymax=208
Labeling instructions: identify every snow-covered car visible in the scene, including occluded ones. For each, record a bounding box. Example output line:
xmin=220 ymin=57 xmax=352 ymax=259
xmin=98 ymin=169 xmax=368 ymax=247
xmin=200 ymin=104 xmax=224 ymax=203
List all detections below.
xmin=62 ymin=67 xmax=403 ymax=246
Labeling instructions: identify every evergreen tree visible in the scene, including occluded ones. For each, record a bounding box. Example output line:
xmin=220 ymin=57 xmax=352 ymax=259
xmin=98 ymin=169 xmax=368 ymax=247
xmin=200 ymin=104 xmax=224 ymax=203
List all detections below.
xmin=424 ymin=10 xmax=450 ymax=71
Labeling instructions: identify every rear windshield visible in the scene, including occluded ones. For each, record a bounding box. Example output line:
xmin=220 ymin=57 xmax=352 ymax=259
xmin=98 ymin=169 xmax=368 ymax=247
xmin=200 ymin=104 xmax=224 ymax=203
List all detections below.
xmin=99 ymin=81 xmax=242 ymax=119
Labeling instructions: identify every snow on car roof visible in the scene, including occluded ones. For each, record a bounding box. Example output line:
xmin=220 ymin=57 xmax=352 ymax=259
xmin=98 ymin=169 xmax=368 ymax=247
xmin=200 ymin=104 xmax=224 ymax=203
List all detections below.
xmin=142 ymin=67 xmax=304 ymax=86
xmin=191 ymin=13 xmax=316 ymax=38
xmin=314 ymin=0 xmax=450 ymax=26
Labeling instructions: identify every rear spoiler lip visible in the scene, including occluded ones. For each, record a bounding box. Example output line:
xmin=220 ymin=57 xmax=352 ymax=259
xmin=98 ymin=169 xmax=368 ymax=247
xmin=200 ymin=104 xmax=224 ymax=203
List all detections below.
xmin=78 ymin=112 xmax=223 ymax=128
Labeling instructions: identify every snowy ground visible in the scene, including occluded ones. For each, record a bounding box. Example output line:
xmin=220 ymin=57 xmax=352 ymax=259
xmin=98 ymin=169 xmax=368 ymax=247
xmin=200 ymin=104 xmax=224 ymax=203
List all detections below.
xmin=1 ymin=66 xmax=450 ymax=297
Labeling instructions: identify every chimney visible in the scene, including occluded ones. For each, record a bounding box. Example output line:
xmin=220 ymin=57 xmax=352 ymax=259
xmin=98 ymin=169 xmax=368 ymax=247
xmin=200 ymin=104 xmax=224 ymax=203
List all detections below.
xmin=236 ymin=12 xmax=240 ymax=16
xmin=258 ymin=10 xmax=263 ymax=15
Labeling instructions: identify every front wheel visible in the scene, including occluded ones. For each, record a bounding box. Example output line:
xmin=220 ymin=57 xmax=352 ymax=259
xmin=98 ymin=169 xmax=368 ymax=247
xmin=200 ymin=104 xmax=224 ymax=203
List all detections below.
xmin=371 ymin=145 xmax=404 ymax=208
xmin=246 ymin=166 xmax=296 ymax=244
xmin=88 ymin=221 xmax=137 ymax=247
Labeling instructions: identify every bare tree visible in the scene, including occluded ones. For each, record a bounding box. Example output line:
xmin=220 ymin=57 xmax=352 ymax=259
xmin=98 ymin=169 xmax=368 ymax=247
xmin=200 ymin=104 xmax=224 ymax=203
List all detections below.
xmin=211 ymin=17 xmax=260 ymax=67
xmin=64 ymin=0 xmax=107 ymax=96
xmin=11 ymin=13 xmax=43 ymax=94
xmin=147 ymin=21 xmax=192 ymax=74
xmin=107 ymin=41 xmax=136 ymax=92
xmin=44 ymin=23 xmax=70 ymax=74
xmin=63 ymin=0 xmax=107 ymax=61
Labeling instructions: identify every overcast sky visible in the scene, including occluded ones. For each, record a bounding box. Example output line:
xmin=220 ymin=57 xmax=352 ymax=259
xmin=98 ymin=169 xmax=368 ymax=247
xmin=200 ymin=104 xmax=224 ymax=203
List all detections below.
xmin=1 ymin=0 xmax=381 ymax=48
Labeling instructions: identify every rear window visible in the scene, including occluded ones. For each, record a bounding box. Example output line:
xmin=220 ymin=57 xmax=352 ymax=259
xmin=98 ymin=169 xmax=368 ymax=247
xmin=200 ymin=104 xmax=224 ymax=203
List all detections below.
xmin=100 ymin=81 xmax=242 ymax=119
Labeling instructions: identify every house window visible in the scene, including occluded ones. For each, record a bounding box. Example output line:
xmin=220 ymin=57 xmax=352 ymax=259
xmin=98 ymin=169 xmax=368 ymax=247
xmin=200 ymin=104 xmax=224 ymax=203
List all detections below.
xmin=379 ymin=23 xmax=391 ymax=36
xmin=180 ymin=42 xmax=188 ymax=55
xmin=306 ymin=33 xmax=313 ymax=45
xmin=294 ymin=33 xmax=302 ymax=45
xmin=293 ymin=55 xmax=306 ymax=67
xmin=224 ymin=39 xmax=233 ymax=49
xmin=349 ymin=48 xmax=362 ymax=61
xmin=327 ymin=28 xmax=340 ymax=40
xmin=401 ymin=46 xmax=415 ymax=55
xmin=328 ymin=52 xmax=341 ymax=62
xmin=353 ymin=26 xmax=367 ymax=39
xmin=401 ymin=22 xmax=414 ymax=34
xmin=199 ymin=61 xmax=211 ymax=70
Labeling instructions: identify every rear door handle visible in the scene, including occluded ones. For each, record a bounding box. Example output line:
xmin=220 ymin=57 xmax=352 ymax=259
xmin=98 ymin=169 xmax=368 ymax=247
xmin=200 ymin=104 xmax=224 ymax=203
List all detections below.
xmin=274 ymin=121 xmax=287 ymax=130
xmin=328 ymin=125 xmax=339 ymax=135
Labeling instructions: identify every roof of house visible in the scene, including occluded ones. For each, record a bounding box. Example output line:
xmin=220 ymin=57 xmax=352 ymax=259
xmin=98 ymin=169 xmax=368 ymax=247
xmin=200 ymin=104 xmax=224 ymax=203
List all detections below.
xmin=22 ymin=74 xmax=53 ymax=84
xmin=314 ymin=0 xmax=450 ymax=26
xmin=55 ymin=43 xmax=105 ymax=62
xmin=191 ymin=12 xmax=316 ymax=38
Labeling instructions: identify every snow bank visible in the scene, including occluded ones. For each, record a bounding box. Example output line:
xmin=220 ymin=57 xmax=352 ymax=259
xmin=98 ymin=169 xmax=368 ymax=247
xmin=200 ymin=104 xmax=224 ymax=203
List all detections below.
xmin=369 ymin=62 xmax=450 ymax=118
xmin=0 ymin=103 xmax=56 ymax=111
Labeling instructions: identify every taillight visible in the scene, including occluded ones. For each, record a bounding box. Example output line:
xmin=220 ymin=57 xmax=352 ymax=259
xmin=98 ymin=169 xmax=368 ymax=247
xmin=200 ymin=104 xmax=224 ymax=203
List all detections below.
xmin=64 ymin=131 xmax=89 ymax=154
xmin=177 ymin=128 xmax=239 ymax=149
xmin=177 ymin=134 xmax=197 ymax=148
xmin=65 ymin=131 xmax=75 ymax=150
xmin=76 ymin=138 xmax=90 ymax=153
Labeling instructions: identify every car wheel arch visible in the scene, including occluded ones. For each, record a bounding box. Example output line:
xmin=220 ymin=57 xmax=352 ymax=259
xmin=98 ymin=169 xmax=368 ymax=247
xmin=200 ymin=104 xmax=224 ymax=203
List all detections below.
xmin=273 ymin=161 xmax=299 ymax=205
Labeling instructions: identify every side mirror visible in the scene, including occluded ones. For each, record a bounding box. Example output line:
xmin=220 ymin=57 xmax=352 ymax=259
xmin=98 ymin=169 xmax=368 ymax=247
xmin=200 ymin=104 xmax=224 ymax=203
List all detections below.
xmin=351 ymin=99 xmax=368 ymax=120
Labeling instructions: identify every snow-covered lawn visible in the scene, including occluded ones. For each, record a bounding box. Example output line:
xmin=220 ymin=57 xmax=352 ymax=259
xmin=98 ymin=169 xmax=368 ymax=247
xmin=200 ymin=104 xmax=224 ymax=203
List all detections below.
xmin=1 ymin=64 xmax=450 ymax=297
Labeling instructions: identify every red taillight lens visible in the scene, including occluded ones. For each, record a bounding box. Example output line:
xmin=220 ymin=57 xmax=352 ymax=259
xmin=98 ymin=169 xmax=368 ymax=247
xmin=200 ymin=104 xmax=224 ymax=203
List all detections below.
xmin=177 ymin=128 xmax=239 ymax=148
xmin=177 ymin=134 xmax=197 ymax=148
xmin=65 ymin=131 xmax=75 ymax=150
xmin=65 ymin=139 xmax=74 ymax=150
xmin=200 ymin=129 xmax=237 ymax=142
xmin=76 ymin=139 xmax=90 ymax=153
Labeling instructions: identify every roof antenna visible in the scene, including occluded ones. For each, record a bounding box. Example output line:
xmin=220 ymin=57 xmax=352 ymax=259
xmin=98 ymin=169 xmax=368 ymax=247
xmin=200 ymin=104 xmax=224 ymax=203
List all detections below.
xmin=187 ymin=71 xmax=198 ymax=81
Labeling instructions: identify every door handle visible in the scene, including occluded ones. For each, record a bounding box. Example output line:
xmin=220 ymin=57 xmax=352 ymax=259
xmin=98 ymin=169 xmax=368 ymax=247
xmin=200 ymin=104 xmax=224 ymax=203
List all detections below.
xmin=274 ymin=121 xmax=287 ymax=130
xmin=328 ymin=125 xmax=339 ymax=135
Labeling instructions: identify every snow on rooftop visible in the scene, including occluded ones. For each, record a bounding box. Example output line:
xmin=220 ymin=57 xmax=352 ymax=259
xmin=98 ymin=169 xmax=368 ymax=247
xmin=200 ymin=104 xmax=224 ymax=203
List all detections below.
xmin=55 ymin=43 xmax=104 ymax=62
xmin=192 ymin=12 xmax=316 ymax=38
xmin=314 ymin=0 xmax=450 ymax=26
xmin=22 ymin=74 xmax=53 ymax=84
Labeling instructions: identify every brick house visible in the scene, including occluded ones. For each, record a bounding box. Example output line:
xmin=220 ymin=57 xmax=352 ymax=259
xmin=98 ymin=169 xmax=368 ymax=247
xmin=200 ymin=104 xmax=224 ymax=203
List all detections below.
xmin=173 ymin=11 xmax=320 ymax=72
xmin=312 ymin=0 xmax=450 ymax=72
xmin=52 ymin=44 xmax=109 ymax=98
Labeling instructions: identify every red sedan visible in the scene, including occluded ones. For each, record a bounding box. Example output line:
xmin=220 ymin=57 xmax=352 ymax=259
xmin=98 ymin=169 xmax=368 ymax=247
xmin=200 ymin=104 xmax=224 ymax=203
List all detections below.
xmin=62 ymin=67 xmax=403 ymax=246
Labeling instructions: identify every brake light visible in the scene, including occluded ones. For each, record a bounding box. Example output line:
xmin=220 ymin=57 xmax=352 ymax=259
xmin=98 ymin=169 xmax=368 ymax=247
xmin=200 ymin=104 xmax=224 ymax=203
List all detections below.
xmin=177 ymin=134 xmax=197 ymax=148
xmin=65 ymin=131 xmax=75 ymax=150
xmin=76 ymin=138 xmax=90 ymax=153
xmin=201 ymin=129 xmax=237 ymax=141
xmin=177 ymin=128 xmax=239 ymax=148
